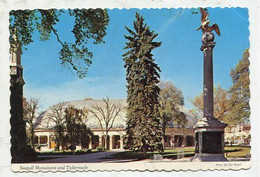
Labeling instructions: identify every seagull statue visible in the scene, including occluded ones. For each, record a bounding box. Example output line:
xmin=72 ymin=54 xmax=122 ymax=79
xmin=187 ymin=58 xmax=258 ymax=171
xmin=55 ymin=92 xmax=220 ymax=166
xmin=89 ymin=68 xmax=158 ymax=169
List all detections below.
xmin=197 ymin=8 xmax=221 ymax=36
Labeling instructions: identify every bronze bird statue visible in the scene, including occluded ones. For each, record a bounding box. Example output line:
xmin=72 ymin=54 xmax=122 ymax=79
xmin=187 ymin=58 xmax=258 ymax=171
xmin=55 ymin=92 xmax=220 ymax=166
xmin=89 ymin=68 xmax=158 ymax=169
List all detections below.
xmin=197 ymin=8 xmax=221 ymax=36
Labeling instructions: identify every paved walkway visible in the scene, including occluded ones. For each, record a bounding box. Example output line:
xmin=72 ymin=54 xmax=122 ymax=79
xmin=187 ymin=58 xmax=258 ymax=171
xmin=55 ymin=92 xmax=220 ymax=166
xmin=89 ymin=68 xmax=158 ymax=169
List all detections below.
xmin=29 ymin=151 xmax=250 ymax=163
xmin=31 ymin=150 xmax=128 ymax=163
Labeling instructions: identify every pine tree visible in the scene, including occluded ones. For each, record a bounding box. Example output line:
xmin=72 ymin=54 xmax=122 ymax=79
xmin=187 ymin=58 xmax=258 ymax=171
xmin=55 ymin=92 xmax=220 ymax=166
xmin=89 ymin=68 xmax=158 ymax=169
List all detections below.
xmin=123 ymin=13 xmax=163 ymax=155
xmin=228 ymin=49 xmax=250 ymax=125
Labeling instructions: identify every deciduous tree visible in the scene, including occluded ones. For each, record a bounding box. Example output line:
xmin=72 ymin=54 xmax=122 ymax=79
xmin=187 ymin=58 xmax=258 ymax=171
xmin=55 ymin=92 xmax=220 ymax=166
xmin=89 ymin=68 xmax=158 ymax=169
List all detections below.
xmin=159 ymin=81 xmax=187 ymax=147
xmin=10 ymin=9 xmax=109 ymax=78
xmin=23 ymin=97 xmax=39 ymax=148
xmin=10 ymin=9 xmax=109 ymax=162
xmin=64 ymin=106 xmax=92 ymax=151
xmin=46 ymin=102 xmax=66 ymax=151
xmin=228 ymin=49 xmax=250 ymax=125
xmin=191 ymin=85 xmax=229 ymax=122
xmin=89 ymin=98 xmax=122 ymax=150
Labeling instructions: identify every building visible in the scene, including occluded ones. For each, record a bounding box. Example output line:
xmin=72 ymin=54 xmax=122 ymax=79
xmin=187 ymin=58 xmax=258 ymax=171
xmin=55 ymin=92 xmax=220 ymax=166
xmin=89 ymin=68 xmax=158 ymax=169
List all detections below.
xmin=33 ymin=98 xmax=197 ymax=151
xmin=225 ymin=123 xmax=251 ymax=146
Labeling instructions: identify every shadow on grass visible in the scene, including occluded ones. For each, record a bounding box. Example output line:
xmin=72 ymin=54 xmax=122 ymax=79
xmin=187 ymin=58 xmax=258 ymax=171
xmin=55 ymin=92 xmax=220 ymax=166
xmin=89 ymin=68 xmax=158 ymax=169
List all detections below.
xmin=224 ymin=148 xmax=242 ymax=153
xmin=38 ymin=150 xmax=97 ymax=156
xmin=104 ymin=150 xmax=195 ymax=160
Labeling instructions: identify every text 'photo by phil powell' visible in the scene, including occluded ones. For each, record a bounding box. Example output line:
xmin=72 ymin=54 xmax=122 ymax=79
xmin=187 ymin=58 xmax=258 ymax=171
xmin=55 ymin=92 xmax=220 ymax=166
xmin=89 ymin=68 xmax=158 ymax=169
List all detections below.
xmin=9 ymin=7 xmax=251 ymax=171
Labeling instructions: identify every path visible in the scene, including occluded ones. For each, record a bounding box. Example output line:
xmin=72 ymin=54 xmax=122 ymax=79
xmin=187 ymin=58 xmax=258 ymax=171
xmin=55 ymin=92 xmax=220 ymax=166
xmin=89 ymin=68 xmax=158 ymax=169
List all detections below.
xmin=30 ymin=150 xmax=129 ymax=163
xmin=29 ymin=151 xmax=250 ymax=163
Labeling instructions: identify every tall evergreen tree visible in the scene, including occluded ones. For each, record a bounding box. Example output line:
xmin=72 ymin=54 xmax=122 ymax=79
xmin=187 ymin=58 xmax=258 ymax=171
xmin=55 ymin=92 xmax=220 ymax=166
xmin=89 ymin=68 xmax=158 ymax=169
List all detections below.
xmin=228 ymin=49 xmax=250 ymax=125
xmin=123 ymin=13 xmax=163 ymax=155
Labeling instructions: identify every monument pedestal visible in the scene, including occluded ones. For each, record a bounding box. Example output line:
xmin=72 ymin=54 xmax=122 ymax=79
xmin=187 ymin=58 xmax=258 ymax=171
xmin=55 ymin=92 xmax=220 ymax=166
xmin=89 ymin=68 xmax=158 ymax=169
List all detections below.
xmin=191 ymin=117 xmax=228 ymax=162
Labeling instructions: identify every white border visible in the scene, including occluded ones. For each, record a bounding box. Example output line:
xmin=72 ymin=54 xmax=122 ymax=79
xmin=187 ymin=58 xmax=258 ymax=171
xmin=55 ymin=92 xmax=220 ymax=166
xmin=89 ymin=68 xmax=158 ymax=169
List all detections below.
xmin=1 ymin=0 xmax=260 ymax=176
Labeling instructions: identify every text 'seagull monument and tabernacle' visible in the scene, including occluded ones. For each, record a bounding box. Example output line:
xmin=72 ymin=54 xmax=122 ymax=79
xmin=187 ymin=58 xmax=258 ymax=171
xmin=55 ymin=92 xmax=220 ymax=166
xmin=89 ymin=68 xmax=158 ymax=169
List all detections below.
xmin=191 ymin=8 xmax=228 ymax=162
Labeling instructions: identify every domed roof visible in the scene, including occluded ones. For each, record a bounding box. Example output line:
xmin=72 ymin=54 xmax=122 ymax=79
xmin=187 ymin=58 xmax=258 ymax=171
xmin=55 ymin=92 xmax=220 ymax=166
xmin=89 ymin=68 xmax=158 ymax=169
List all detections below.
xmin=35 ymin=98 xmax=197 ymax=130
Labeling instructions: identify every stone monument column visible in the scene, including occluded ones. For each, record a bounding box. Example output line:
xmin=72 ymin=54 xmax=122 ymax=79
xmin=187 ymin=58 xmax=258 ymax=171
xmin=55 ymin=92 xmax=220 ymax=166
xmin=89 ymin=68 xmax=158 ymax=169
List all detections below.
xmin=190 ymin=8 xmax=228 ymax=162
xmin=191 ymin=32 xmax=227 ymax=161
xmin=10 ymin=44 xmax=28 ymax=163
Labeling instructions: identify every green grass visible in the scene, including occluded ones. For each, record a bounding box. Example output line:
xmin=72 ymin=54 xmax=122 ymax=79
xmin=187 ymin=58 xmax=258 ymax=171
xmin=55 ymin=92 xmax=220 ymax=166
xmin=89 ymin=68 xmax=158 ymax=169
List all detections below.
xmin=38 ymin=149 xmax=97 ymax=155
xmin=110 ymin=147 xmax=195 ymax=160
xmin=108 ymin=146 xmax=251 ymax=160
xmin=37 ymin=146 xmax=251 ymax=160
xmin=224 ymin=146 xmax=251 ymax=158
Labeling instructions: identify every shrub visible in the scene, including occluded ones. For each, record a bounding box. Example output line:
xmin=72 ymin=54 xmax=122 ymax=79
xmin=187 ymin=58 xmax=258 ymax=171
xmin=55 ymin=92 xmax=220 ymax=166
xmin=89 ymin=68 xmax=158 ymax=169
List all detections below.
xmin=69 ymin=145 xmax=76 ymax=151
xmin=23 ymin=145 xmax=38 ymax=162
xmin=97 ymin=146 xmax=105 ymax=152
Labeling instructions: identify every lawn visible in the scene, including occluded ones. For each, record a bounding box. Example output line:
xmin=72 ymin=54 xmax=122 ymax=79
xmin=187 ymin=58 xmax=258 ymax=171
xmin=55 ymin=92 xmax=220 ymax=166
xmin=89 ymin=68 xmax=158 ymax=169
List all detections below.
xmin=108 ymin=146 xmax=251 ymax=160
xmin=38 ymin=149 xmax=97 ymax=156
xmin=109 ymin=147 xmax=195 ymax=160
xmin=224 ymin=146 xmax=251 ymax=158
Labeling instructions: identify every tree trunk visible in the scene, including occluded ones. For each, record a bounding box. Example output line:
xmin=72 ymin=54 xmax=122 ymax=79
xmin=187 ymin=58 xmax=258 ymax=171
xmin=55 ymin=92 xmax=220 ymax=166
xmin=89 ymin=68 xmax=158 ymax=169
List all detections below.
xmin=105 ymin=133 xmax=108 ymax=150
xmin=142 ymin=145 xmax=147 ymax=159
xmin=30 ymin=126 xmax=34 ymax=148
xmin=162 ymin=120 xmax=166 ymax=148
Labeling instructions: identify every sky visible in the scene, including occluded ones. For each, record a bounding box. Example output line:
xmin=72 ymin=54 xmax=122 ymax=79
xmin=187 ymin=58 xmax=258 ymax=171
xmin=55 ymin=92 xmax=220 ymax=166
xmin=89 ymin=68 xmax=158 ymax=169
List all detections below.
xmin=21 ymin=8 xmax=249 ymax=112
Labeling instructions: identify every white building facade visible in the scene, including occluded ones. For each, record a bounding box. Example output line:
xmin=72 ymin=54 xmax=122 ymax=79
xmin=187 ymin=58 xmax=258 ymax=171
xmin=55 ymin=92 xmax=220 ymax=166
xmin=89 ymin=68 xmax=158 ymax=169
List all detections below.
xmin=33 ymin=98 xmax=198 ymax=151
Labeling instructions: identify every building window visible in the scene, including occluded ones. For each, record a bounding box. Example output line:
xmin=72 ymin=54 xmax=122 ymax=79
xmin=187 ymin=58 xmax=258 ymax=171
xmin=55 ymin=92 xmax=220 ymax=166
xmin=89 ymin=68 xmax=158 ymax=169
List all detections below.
xmin=40 ymin=136 xmax=48 ymax=144
xmin=33 ymin=136 xmax=39 ymax=144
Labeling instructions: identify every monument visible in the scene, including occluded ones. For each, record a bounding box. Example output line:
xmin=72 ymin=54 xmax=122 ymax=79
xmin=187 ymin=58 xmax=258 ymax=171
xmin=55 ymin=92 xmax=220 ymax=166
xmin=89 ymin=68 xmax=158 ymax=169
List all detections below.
xmin=10 ymin=42 xmax=28 ymax=163
xmin=191 ymin=8 xmax=228 ymax=161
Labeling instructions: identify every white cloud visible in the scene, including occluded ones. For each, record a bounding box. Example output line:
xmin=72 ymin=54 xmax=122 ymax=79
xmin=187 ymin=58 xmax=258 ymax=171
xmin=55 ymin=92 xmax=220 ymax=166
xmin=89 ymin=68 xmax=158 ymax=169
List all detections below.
xmin=24 ymin=76 xmax=127 ymax=112
xmin=158 ymin=9 xmax=185 ymax=34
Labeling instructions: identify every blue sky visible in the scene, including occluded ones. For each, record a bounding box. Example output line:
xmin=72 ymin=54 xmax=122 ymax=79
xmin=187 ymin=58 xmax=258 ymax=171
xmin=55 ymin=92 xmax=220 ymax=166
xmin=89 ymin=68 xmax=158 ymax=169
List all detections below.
xmin=22 ymin=8 xmax=249 ymax=112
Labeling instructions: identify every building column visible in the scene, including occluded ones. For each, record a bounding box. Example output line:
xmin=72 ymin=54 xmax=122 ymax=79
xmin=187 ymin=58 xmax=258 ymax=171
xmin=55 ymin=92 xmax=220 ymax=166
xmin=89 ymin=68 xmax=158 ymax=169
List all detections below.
xmin=99 ymin=136 xmax=102 ymax=147
xmin=38 ymin=136 xmax=40 ymax=145
xmin=170 ymin=135 xmax=174 ymax=147
xmin=47 ymin=136 xmax=49 ymax=149
xmin=89 ymin=136 xmax=92 ymax=149
xmin=171 ymin=135 xmax=175 ymax=147
xmin=120 ymin=136 xmax=124 ymax=149
xmin=182 ymin=135 xmax=187 ymax=147
xmin=109 ymin=135 xmax=113 ymax=150
xmin=49 ymin=135 xmax=52 ymax=149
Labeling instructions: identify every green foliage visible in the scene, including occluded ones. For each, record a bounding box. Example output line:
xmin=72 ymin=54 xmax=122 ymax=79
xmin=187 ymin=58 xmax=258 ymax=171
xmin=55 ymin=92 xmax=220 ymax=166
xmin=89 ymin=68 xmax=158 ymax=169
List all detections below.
xmin=64 ymin=106 xmax=93 ymax=151
xmin=159 ymin=81 xmax=187 ymax=146
xmin=159 ymin=81 xmax=186 ymax=127
xmin=54 ymin=124 xmax=66 ymax=150
xmin=22 ymin=97 xmax=39 ymax=148
xmin=9 ymin=9 xmax=109 ymax=78
xmin=123 ymin=12 xmax=163 ymax=154
xmin=228 ymin=49 xmax=250 ymax=125
xmin=191 ymin=85 xmax=229 ymax=122
xmin=23 ymin=145 xmax=38 ymax=162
